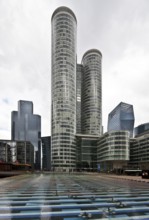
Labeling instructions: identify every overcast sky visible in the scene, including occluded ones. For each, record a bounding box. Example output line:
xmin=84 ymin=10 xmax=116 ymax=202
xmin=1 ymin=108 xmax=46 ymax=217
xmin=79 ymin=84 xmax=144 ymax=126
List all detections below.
xmin=0 ymin=0 xmax=149 ymax=139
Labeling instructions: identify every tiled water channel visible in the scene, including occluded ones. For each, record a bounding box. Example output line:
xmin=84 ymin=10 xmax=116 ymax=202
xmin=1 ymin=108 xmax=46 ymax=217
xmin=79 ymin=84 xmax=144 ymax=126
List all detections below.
xmin=0 ymin=173 xmax=149 ymax=219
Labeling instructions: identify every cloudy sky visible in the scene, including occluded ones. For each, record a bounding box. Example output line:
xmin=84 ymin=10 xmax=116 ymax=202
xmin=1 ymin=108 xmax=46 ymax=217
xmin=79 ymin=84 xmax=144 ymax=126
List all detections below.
xmin=0 ymin=0 xmax=149 ymax=139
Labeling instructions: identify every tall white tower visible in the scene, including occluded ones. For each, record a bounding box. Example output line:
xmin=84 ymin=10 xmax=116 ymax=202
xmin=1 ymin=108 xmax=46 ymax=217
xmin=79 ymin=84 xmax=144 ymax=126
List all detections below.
xmin=82 ymin=49 xmax=102 ymax=135
xmin=51 ymin=7 xmax=77 ymax=172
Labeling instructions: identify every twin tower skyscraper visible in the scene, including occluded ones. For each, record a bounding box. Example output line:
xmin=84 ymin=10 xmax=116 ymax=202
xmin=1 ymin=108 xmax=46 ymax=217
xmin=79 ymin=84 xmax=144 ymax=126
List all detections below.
xmin=51 ymin=6 xmax=102 ymax=171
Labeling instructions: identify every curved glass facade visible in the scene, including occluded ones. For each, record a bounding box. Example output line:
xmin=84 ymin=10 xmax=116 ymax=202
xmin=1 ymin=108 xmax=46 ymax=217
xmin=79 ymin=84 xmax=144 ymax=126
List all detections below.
xmin=97 ymin=131 xmax=129 ymax=171
xmin=81 ymin=49 xmax=102 ymax=135
xmin=51 ymin=7 xmax=77 ymax=171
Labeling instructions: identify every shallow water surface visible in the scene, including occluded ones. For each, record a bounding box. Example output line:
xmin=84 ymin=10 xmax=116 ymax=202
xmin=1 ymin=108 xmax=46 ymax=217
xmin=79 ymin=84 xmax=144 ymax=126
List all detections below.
xmin=0 ymin=173 xmax=149 ymax=219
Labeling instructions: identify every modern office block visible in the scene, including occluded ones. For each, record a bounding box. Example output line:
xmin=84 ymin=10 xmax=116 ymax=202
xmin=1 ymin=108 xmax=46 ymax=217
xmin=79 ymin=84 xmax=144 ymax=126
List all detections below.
xmin=0 ymin=140 xmax=34 ymax=168
xmin=11 ymin=100 xmax=41 ymax=169
xmin=51 ymin=7 xmax=77 ymax=172
xmin=130 ymin=132 xmax=149 ymax=170
xmin=81 ymin=49 xmax=102 ymax=135
xmin=108 ymin=102 xmax=135 ymax=137
xmin=76 ymin=134 xmax=98 ymax=171
xmin=97 ymin=131 xmax=130 ymax=171
xmin=76 ymin=64 xmax=83 ymax=134
xmin=41 ymin=136 xmax=51 ymax=171
xmin=134 ymin=123 xmax=149 ymax=137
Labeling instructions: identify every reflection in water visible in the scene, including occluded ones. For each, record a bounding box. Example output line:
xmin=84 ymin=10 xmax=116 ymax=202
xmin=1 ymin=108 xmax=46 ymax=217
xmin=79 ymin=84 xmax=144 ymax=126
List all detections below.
xmin=0 ymin=173 xmax=149 ymax=219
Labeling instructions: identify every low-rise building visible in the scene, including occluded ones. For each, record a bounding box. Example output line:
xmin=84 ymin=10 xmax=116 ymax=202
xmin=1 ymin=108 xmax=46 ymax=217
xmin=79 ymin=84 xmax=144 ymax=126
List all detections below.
xmin=76 ymin=134 xmax=98 ymax=171
xmin=134 ymin=123 xmax=149 ymax=137
xmin=97 ymin=131 xmax=130 ymax=172
xmin=130 ymin=132 xmax=149 ymax=170
xmin=0 ymin=140 xmax=34 ymax=169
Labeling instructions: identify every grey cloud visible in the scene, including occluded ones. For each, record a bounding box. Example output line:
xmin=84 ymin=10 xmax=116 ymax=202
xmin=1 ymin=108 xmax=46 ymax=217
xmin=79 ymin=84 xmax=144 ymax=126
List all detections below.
xmin=0 ymin=0 xmax=149 ymax=138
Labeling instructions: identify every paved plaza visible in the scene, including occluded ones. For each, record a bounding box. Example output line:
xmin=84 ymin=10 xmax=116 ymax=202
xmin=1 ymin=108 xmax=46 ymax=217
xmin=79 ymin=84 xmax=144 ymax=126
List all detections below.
xmin=0 ymin=173 xmax=149 ymax=219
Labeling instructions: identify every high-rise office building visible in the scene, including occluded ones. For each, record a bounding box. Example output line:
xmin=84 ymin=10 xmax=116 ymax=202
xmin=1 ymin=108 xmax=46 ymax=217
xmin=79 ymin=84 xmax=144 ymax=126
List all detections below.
xmin=51 ymin=6 xmax=103 ymax=171
xmin=75 ymin=50 xmax=102 ymax=171
xmin=76 ymin=64 xmax=83 ymax=134
xmin=11 ymin=100 xmax=41 ymax=169
xmin=81 ymin=49 xmax=102 ymax=135
xmin=108 ymin=102 xmax=135 ymax=137
xmin=41 ymin=136 xmax=51 ymax=171
xmin=51 ymin=7 xmax=77 ymax=172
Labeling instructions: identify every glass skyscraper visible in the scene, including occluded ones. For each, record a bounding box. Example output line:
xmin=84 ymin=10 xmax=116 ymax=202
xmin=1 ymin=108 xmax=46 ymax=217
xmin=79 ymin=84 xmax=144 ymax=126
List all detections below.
xmin=108 ymin=102 xmax=135 ymax=137
xmin=11 ymin=100 xmax=41 ymax=168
